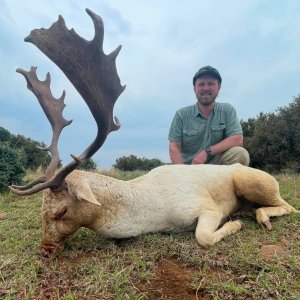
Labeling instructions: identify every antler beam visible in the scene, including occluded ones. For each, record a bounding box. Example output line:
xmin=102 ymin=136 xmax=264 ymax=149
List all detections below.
xmin=10 ymin=9 xmax=125 ymax=195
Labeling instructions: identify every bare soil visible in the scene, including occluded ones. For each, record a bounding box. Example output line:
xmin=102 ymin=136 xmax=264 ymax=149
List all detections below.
xmin=137 ymin=258 xmax=199 ymax=300
xmin=260 ymin=244 xmax=287 ymax=261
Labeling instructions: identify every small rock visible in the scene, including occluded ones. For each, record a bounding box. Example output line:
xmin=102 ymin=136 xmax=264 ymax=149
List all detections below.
xmin=0 ymin=213 xmax=7 ymax=220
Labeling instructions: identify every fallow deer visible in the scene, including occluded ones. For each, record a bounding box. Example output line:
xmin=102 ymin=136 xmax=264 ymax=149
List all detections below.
xmin=10 ymin=9 xmax=298 ymax=257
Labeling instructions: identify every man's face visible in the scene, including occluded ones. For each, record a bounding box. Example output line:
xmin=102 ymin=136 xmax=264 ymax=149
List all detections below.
xmin=194 ymin=76 xmax=221 ymax=106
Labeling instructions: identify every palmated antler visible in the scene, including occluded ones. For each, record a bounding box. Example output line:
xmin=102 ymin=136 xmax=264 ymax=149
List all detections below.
xmin=11 ymin=67 xmax=72 ymax=191
xmin=10 ymin=9 xmax=125 ymax=195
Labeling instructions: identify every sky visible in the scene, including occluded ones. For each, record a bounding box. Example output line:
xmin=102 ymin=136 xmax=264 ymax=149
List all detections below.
xmin=1 ymin=0 xmax=300 ymax=168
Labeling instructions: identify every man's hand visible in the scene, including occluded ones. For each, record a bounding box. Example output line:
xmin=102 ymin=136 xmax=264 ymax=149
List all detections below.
xmin=192 ymin=150 xmax=208 ymax=164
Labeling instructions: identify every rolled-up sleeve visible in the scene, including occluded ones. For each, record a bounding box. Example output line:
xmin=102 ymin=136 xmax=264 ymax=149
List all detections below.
xmin=225 ymin=104 xmax=243 ymax=137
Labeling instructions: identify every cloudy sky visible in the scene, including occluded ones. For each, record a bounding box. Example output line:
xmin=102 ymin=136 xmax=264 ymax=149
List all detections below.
xmin=1 ymin=0 xmax=300 ymax=168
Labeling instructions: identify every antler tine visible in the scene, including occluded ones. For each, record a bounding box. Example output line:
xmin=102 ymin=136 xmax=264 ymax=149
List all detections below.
xmin=10 ymin=9 xmax=125 ymax=195
xmin=10 ymin=67 xmax=72 ymax=195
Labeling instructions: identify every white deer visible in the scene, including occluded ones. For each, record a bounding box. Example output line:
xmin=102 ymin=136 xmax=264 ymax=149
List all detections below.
xmin=10 ymin=9 xmax=298 ymax=257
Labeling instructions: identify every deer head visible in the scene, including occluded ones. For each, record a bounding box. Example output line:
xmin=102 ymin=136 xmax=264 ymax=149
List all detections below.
xmin=10 ymin=9 xmax=125 ymax=256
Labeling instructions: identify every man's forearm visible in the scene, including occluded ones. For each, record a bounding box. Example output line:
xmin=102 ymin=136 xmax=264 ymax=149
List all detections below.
xmin=169 ymin=142 xmax=184 ymax=164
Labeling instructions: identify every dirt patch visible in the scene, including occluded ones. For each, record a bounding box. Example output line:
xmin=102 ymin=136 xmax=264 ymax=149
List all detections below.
xmin=260 ymin=244 xmax=287 ymax=260
xmin=137 ymin=258 xmax=200 ymax=300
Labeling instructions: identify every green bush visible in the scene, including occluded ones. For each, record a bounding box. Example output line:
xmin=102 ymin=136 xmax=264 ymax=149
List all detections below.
xmin=241 ymin=96 xmax=300 ymax=172
xmin=113 ymin=155 xmax=163 ymax=171
xmin=0 ymin=127 xmax=51 ymax=170
xmin=78 ymin=158 xmax=97 ymax=171
xmin=0 ymin=143 xmax=26 ymax=193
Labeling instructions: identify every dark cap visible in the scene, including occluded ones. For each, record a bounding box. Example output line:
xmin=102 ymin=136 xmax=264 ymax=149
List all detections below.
xmin=192 ymin=66 xmax=222 ymax=85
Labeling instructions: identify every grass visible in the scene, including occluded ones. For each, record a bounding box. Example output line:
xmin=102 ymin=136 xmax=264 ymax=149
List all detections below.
xmin=0 ymin=170 xmax=299 ymax=299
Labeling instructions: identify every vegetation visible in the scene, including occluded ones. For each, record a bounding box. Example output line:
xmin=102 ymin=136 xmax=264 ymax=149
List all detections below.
xmin=0 ymin=169 xmax=299 ymax=299
xmin=0 ymin=127 xmax=51 ymax=192
xmin=0 ymin=143 xmax=26 ymax=193
xmin=113 ymin=154 xmax=164 ymax=171
xmin=241 ymin=96 xmax=300 ymax=172
xmin=78 ymin=158 xmax=97 ymax=171
xmin=0 ymin=127 xmax=51 ymax=170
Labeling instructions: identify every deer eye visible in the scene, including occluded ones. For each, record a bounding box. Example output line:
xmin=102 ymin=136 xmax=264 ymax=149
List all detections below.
xmin=54 ymin=207 xmax=67 ymax=220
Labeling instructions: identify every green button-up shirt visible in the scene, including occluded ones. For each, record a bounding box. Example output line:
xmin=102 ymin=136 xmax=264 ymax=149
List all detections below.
xmin=168 ymin=102 xmax=243 ymax=164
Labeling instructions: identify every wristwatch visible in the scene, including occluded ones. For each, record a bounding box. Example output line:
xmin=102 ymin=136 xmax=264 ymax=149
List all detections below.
xmin=205 ymin=146 xmax=212 ymax=156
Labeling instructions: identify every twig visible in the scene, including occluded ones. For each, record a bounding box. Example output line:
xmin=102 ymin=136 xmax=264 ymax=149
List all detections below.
xmin=196 ymin=276 xmax=205 ymax=300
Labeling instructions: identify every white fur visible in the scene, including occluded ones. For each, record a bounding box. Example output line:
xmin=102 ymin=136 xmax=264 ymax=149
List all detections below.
xmin=42 ymin=163 xmax=297 ymax=250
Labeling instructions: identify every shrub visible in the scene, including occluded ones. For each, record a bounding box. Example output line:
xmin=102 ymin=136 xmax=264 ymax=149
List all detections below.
xmin=0 ymin=127 xmax=51 ymax=170
xmin=241 ymin=96 xmax=300 ymax=172
xmin=78 ymin=158 xmax=97 ymax=171
xmin=0 ymin=143 xmax=26 ymax=193
xmin=113 ymin=155 xmax=163 ymax=171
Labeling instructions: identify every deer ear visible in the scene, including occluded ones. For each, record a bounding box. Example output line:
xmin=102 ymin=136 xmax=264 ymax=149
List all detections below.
xmin=75 ymin=180 xmax=101 ymax=206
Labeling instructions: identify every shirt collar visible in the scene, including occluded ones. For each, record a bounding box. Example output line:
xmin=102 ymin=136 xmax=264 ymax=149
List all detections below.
xmin=193 ymin=102 xmax=217 ymax=117
xmin=193 ymin=103 xmax=201 ymax=117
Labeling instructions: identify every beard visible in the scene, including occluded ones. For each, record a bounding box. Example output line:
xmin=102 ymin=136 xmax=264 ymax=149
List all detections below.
xmin=197 ymin=94 xmax=217 ymax=106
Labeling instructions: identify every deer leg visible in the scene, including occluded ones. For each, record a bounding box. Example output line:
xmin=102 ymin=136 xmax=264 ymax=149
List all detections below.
xmin=256 ymin=205 xmax=295 ymax=230
xmin=195 ymin=210 xmax=244 ymax=246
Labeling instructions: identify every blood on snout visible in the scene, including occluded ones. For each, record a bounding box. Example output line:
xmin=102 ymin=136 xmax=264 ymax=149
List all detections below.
xmin=40 ymin=242 xmax=64 ymax=257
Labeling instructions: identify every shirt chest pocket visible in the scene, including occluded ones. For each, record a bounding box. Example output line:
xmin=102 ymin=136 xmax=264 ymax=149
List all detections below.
xmin=183 ymin=129 xmax=201 ymax=147
xmin=211 ymin=124 xmax=226 ymax=144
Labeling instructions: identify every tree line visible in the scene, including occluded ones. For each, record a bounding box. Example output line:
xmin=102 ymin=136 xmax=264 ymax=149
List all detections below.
xmin=1 ymin=96 xmax=299 ymax=192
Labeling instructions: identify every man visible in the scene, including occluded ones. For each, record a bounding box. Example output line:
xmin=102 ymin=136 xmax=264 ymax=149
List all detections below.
xmin=168 ymin=65 xmax=249 ymax=166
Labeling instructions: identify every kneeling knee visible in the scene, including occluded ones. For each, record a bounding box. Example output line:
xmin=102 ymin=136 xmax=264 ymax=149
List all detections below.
xmin=237 ymin=148 xmax=250 ymax=166
xmin=221 ymin=147 xmax=250 ymax=166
